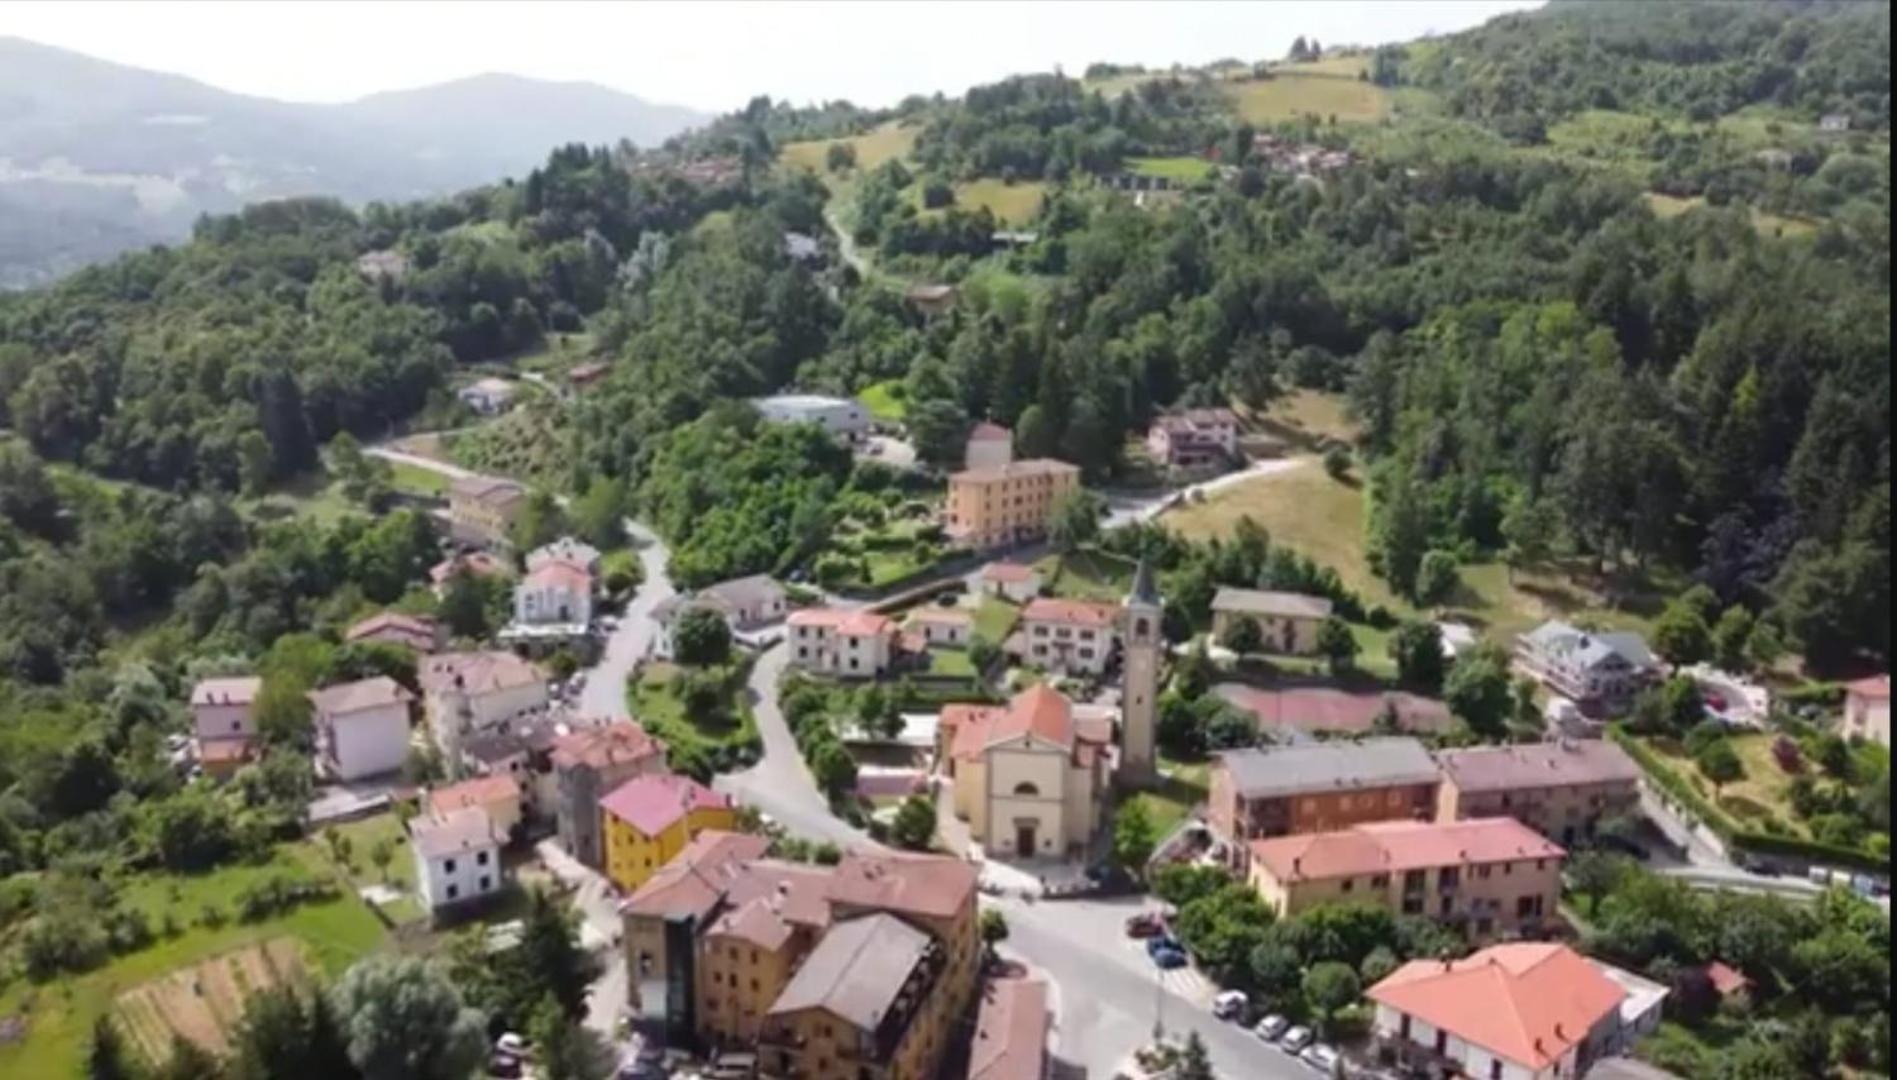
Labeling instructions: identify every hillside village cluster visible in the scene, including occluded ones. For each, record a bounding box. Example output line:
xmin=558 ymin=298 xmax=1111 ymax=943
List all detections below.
xmin=154 ymin=390 xmax=1891 ymax=1080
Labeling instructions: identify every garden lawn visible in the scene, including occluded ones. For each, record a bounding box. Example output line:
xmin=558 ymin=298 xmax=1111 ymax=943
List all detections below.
xmin=857 ymin=380 xmax=908 ymax=422
xmin=1638 ymin=732 xmax=1813 ymax=840
xmin=1035 ymin=549 xmax=1137 ymax=602
xmin=0 ymin=846 xmax=386 ymax=1078
xmin=928 ymin=648 xmax=977 ymax=679
xmin=973 ymin=597 xmax=1020 ymax=645
xmin=1132 ymin=759 xmax=1212 ymax=839
xmin=1223 ymin=72 xmax=1388 ymax=124
xmin=387 ymin=460 xmax=449 ymax=497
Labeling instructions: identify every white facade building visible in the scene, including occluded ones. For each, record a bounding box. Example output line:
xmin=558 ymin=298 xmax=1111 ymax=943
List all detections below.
xmin=1018 ymin=598 xmax=1119 ymax=676
xmin=308 ymin=676 xmax=414 ymax=781
xmin=411 ymin=806 xmax=504 ymax=912
xmin=419 ymin=651 xmax=550 ymax=764
xmin=787 ymin=608 xmax=898 ymax=678
xmin=753 ymin=394 xmax=870 ymax=442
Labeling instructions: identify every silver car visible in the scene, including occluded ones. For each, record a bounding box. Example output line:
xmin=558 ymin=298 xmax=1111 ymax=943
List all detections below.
xmin=1253 ymin=1014 xmax=1290 ymax=1041
xmin=1301 ymin=1044 xmax=1341 ymax=1074
xmin=1280 ymin=1026 xmax=1315 ymax=1054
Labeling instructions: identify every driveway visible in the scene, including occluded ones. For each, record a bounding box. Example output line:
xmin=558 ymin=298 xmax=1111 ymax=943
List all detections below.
xmin=365 ymin=443 xmax=477 ymax=481
xmin=1103 ymin=456 xmax=1306 ymax=530
xmin=579 ymin=520 xmax=674 ymax=718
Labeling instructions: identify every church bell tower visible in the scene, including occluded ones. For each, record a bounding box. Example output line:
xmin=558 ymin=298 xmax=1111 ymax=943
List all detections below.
xmin=1120 ymin=556 xmax=1162 ymax=788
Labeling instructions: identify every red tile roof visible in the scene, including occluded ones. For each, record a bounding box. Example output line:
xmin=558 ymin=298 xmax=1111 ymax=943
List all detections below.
xmin=968 ymin=421 xmax=1012 ymax=442
xmin=1021 ymin=597 xmax=1118 ymax=629
xmin=430 ymin=551 xmax=511 ymax=585
xmin=419 ymin=651 xmax=545 ymax=696
xmin=426 ymin=774 xmax=520 ymax=820
xmin=549 ymin=720 xmax=665 ymax=771
xmin=1847 ymin=675 xmax=1891 ymax=701
xmin=947 ymin=685 xmax=1080 ymax=761
xmin=788 ymin=607 xmax=895 ymax=636
xmin=1703 ymin=960 xmax=1752 ymax=997
xmin=1251 ymin=818 xmax=1564 ymax=884
xmin=827 ymin=851 xmax=978 ymax=921
xmin=1437 ymin=740 xmax=1642 ymax=794
xmin=981 ymin=562 xmax=1039 ymax=584
xmin=599 ymin=774 xmax=731 ymax=838
xmin=619 ymin=830 xmax=771 ymax=920
xmin=970 ymin=976 xmax=1050 ymax=1080
xmin=525 ymin=557 xmax=592 ymax=592
xmin=344 ymin=611 xmax=440 ymax=651
xmin=950 ymin=458 xmax=1081 ymax=485
xmin=1368 ymin=944 xmax=1626 ymax=1072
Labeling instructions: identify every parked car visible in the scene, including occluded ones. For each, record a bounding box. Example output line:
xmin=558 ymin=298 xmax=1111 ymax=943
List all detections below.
xmin=1254 ymin=1014 xmax=1290 ymax=1042
xmin=1151 ymin=946 xmax=1188 ymax=970
xmin=1144 ymin=934 xmax=1183 ymax=957
xmin=1301 ymin=1044 xmax=1341 ymax=1073
xmin=495 ymin=1033 xmax=528 ymax=1057
xmin=1280 ymin=1026 xmax=1315 ymax=1053
xmin=1124 ymin=912 xmax=1165 ymax=938
xmin=1212 ymin=990 xmax=1248 ymax=1020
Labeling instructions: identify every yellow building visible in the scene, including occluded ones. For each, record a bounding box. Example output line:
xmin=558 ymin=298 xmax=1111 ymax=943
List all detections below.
xmin=618 ymin=835 xmax=980 ymax=1070
xmin=944 ymin=458 xmax=1080 ymax=551
xmin=599 ymin=773 xmax=736 ymax=894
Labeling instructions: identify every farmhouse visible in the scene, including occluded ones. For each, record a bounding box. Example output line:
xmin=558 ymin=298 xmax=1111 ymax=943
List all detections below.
xmin=1210 ymin=587 xmax=1333 ymax=654
xmin=307 ymin=676 xmax=413 ymax=781
xmin=1147 ymin=407 xmax=1239 ymax=469
xmin=938 ymin=684 xmax=1115 ymax=859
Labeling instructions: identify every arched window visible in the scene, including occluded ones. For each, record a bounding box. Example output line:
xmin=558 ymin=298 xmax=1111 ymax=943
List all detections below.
xmin=1012 ymin=781 xmax=1040 ymax=797
xmin=1135 ymin=617 xmax=1152 ymax=637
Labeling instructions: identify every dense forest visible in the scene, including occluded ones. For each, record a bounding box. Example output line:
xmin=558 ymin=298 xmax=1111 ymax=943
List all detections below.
xmin=1404 ymin=0 xmax=1891 ymax=133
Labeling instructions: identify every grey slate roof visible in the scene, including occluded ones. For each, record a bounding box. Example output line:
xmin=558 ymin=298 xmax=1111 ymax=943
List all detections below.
xmin=1436 ymin=739 xmax=1642 ymax=793
xmin=1521 ymin=621 xmax=1655 ymax=671
xmin=766 ymin=912 xmax=930 ymax=1029
xmin=1216 ymin=737 xmax=1439 ymax=798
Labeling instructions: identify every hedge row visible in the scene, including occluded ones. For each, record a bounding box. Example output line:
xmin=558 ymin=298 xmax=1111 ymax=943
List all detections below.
xmin=1608 ymin=726 xmax=1890 ymax=875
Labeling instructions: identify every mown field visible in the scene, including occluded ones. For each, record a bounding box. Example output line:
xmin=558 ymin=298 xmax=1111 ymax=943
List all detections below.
xmin=1160 ymin=456 xmax=1659 ymax=645
xmin=1643 ymin=192 xmax=1819 ymax=239
xmin=780 ymin=121 xmax=919 ymax=175
xmin=1223 ymin=71 xmax=1388 ymax=124
xmin=1127 ymin=156 xmax=1219 ymax=181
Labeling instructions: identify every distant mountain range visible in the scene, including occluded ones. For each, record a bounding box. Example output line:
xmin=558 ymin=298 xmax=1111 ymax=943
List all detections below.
xmin=0 ymin=36 xmax=710 ymax=288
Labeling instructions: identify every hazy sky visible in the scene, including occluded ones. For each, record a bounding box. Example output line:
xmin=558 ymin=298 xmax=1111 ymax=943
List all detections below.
xmin=3 ymin=1 xmax=1538 ymax=113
